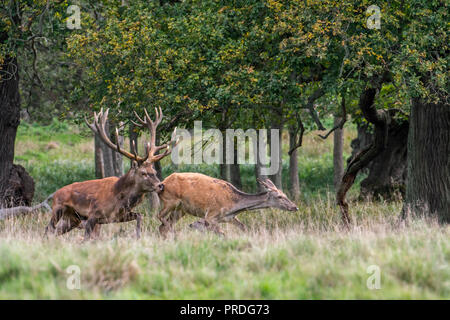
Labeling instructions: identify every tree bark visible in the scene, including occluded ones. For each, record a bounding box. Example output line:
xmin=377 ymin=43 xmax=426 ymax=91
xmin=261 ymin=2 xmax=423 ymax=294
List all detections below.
xmin=403 ymin=99 xmax=450 ymax=222
xmin=269 ymin=123 xmax=283 ymax=189
xmin=129 ymin=123 xmax=139 ymax=167
xmin=352 ymin=118 xmax=408 ymax=200
xmin=333 ymin=115 xmax=344 ymax=190
xmin=0 ymin=55 xmax=22 ymax=207
xmin=112 ymin=122 xmax=124 ymax=177
xmin=254 ymin=131 xmax=267 ymax=192
xmin=337 ymin=87 xmax=389 ymax=226
xmin=148 ymin=134 xmax=162 ymax=212
xmin=219 ymin=129 xmax=229 ymax=181
xmin=94 ymin=134 xmax=105 ymax=179
xmin=230 ymin=144 xmax=242 ymax=189
xmin=288 ymin=128 xmax=300 ymax=199
xmin=98 ymin=120 xmax=115 ymax=177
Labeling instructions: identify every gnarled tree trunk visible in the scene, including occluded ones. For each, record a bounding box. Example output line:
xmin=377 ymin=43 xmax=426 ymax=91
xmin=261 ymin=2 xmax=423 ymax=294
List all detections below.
xmin=288 ymin=127 xmax=300 ymax=199
xmin=337 ymin=87 xmax=389 ymax=225
xmin=0 ymin=54 xmax=33 ymax=207
xmin=403 ymin=99 xmax=449 ymax=222
xmin=269 ymin=123 xmax=283 ymax=189
xmin=230 ymin=144 xmax=242 ymax=189
xmin=351 ymin=118 xmax=408 ymax=200
xmin=333 ymin=115 xmax=344 ymax=190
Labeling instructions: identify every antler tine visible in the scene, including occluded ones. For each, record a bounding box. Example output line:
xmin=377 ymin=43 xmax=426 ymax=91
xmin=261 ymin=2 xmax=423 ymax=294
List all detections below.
xmin=155 ymin=107 xmax=163 ymax=126
xmin=151 ymin=127 xmax=180 ymax=162
xmin=131 ymin=119 xmax=143 ymax=128
xmin=86 ymin=108 xmax=146 ymax=163
xmin=131 ymin=140 xmax=138 ymax=160
xmin=85 ymin=115 xmax=97 ymax=134
xmin=154 ymin=107 xmax=159 ymax=123
xmin=133 ymin=110 xmax=147 ymax=126
xmin=142 ymin=142 xmax=151 ymax=162
xmin=143 ymin=108 xmax=154 ymax=126
xmin=142 ymin=108 xmax=157 ymax=153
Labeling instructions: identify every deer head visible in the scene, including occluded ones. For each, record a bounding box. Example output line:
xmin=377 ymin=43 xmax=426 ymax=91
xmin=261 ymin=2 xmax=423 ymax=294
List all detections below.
xmin=257 ymin=178 xmax=298 ymax=211
xmin=85 ymin=108 xmax=178 ymax=193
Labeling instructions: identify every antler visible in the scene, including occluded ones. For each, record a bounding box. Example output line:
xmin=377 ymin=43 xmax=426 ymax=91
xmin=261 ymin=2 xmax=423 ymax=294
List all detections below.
xmin=85 ymin=108 xmax=151 ymax=163
xmin=133 ymin=107 xmax=180 ymax=163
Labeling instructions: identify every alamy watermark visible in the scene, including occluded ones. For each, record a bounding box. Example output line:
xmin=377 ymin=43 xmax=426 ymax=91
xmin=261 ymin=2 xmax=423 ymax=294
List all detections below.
xmin=171 ymin=121 xmax=280 ymax=176
xmin=66 ymin=265 xmax=81 ymax=290
xmin=366 ymin=265 xmax=381 ymax=290
xmin=366 ymin=5 xmax=381 ymax=30
xmin=67 ymin=5 xmax=81 ymax=30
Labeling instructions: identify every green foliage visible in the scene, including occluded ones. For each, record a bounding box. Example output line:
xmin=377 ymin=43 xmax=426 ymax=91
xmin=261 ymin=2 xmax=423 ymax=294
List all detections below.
xmin=25 ymin=160 xmax=95 ymax=202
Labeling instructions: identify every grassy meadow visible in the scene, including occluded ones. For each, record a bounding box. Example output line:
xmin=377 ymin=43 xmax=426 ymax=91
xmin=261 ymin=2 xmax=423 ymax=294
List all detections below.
xmin=0 ymin=118 xmax=448 ymax=299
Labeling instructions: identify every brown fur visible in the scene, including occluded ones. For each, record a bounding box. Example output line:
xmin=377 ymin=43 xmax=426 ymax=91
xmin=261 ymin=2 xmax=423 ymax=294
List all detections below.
xmin=45 ymin=108 xmax=178 ymax=240
xmin=45 ymin=162 xmax=161 ymax=239
xmin=157 ymin=173 xmax=298 ymax=236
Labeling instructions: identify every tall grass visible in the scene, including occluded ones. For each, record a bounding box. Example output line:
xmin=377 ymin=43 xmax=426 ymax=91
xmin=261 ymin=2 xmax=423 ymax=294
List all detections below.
xmin=4 ymin=118 xmax=447 ymax=299
xmin=0 ymin=199 xmax=448 ymax=299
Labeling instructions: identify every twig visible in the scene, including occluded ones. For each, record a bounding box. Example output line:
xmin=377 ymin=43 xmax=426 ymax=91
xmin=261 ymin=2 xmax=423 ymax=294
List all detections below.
xmin=318 ymin=96 xmax=347 ymax=139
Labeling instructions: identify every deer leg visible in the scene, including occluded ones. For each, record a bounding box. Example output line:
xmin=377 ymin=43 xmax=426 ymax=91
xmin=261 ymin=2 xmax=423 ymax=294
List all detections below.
xmin=55 ymin=207 xmax=82 ymax=236
xmin=91 ymin=224 xmax=102 ymax=239
xmin=189 ymin=219 xmax=209 ymax=232
xmin=229 ymin=217 xmax=248 ymax=232
xmin=205 ymin=222 xmax=225 ymax=237
xmin=191 ymin=219 xmax=225 ymax=236
xmin=116 ymin=211 xmax=142 ymax=239
xmin=44 ymin=206 xmax=65 ymax=236
xmin=135 ymin=212 xmax=142 ymax=239
xmin=157 ymin=206 xmax=172 ymax=225
xmin=159 ymin=210 xmax=184 ymax=237
xmin=56 ymin=217 xmax=81 ymax=236
xmin=84 ymin=217 xmax=98 ymax=241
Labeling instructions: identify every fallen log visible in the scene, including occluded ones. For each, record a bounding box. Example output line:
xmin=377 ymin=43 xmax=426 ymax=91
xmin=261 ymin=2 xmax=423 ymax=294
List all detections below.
xmin=0 ymin=193 xmax=54 ymax=220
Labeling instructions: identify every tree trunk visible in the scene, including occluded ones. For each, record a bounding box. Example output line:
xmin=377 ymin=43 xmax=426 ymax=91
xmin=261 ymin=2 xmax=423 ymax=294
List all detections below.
xmin=220 ymin=129 xmax=229 ymax=181
xmin=112 ymin=122 xmax=124 ymax=177
xmin=270 ymin=126 xmax=283 ymax=189
xmin=288 ymin=128 xmax=300 ymax=199
xmin=98 ymin=120 xmax=115 ymax=177
xmin=333 ymin=115 xmax=344 ymax=190
xmin=94 ymin=134 xmax=105 ymax=179
xmin=403 ymin=99 xmax=450 ymax=222
xmin=337 ymin=87 xmax=389 ymax=226
xmin=254 ymin=131 xmax=267 ymax=192
xmin=129 ymin=123 xmax=139 ymax=168
xmin=352 ymin=119 xmax=408 ymax=200
xmin=230 ymin=144 xmax=242 ymax=189
xmin=0 ymin=56 xmax=22 ymax=206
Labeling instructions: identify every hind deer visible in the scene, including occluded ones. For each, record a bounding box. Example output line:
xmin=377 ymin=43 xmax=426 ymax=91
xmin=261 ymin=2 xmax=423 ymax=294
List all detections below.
xmin=157 ymin=173 xmax=298 ymax=236
xmin=45 ymin=107 xmax=178 ymax=240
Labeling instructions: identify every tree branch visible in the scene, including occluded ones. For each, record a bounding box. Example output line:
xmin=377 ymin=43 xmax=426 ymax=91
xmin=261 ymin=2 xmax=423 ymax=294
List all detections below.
xmin=319 ymin=96 xmax=347 ymax=139
xmin=0 ymin=193 xmax=54 ymax=220
xmin=302 ymin=88 xmax=326 ymax=130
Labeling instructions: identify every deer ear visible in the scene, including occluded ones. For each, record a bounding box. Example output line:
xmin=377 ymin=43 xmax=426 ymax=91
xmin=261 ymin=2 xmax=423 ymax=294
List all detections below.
xmin=264 ymin=179 xmax=276 ymax=189
xmin=257 ymin=178 xmax=269 ymax=190
xmin=131 ymin=160 xmax=139 ymax=170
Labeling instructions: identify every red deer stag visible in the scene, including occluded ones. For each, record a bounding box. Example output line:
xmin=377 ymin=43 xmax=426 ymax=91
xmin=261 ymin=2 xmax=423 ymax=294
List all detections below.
xmin=45 ymin=108 xmax=178 ymax=240
xmin=157 ymin=173 xmax=298 ymax=236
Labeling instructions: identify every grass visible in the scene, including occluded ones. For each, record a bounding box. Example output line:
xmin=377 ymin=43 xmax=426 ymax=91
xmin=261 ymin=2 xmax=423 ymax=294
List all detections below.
xmin=2 ymin=117 xmax=448 ymax=299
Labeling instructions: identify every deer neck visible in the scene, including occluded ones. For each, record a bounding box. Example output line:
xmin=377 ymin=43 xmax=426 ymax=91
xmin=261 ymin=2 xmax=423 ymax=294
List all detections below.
xmin=228 ymin=192 xmax=270 ymax=216
xmin=113 ymin=171 xmax=145 ymax=200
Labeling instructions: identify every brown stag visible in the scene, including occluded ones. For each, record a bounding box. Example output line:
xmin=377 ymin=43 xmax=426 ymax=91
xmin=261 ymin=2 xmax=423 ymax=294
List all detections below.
xmin=45 ymin=107 xmax=178 ymax=240
xmin=157 ymin=173 xmax=298 ymax=236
